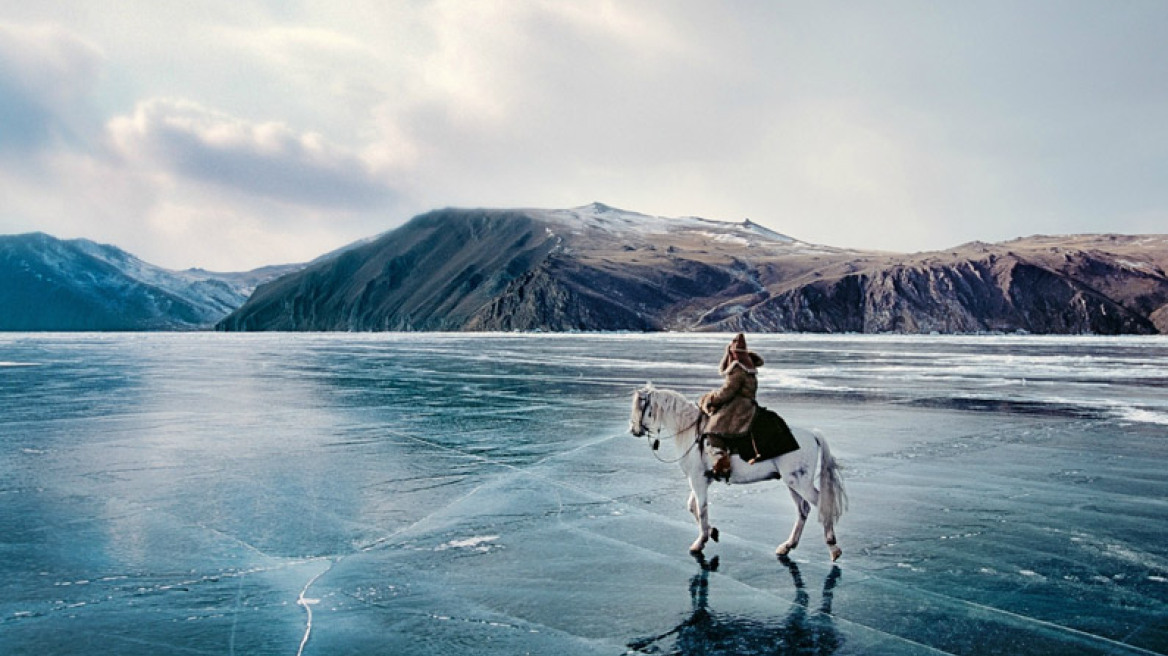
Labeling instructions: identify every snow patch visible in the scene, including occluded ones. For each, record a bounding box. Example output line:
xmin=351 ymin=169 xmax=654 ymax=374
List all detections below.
xmin=1115 ymin=259 xmax=1153 ymax=272
xmin=1104 ymin=543 xmax=1147 ymax=564
xmin=1114 ymin=407 xmax=1168 ymax=426
xmin=707 ymin=232 xmax=750 ymax=246
xmin=532 ymin=203 xmax=800 ymax=245
xmin=436 ymin=535 xmax=500 ymax=552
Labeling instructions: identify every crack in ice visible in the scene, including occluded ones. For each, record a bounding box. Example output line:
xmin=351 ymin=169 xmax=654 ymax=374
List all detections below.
xmin=296 ymin=561 xmax=335 ymax=656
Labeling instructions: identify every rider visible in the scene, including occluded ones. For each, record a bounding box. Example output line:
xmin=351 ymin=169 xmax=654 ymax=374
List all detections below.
xmin=700 ymin=333 xmax=764 ymax=480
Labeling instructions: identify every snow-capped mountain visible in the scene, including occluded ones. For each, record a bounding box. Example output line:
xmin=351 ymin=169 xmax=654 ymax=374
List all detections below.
xmin=6 ymin=204 xmax=1167 ymax=333
xmin=0 ymin=233 xmax=299 ymax=330
xmin=534 ymin=202 xmax=796 ymax=242
xmin=219 ymin=204 xmax=1168 ymax=334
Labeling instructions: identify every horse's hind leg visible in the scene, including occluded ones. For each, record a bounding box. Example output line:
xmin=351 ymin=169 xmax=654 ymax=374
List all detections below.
xmin=777 ymin=487 xmax=811 ymax=557
xmin=823 ymin=510 xmax=842 ymax=562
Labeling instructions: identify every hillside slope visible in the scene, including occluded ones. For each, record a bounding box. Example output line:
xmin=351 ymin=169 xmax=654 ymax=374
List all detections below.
xmin=219 ymin=204 xmax=1168 ymax=334
xmin=0 ymin=233 xmax=297 ymax=330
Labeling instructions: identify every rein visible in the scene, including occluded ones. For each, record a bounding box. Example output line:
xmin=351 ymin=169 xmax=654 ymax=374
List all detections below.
xmin=640 ymin=397 xmax=706 ymax=465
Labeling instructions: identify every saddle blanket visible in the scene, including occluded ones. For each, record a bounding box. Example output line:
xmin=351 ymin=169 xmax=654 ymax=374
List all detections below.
xmin=716 ymin=406 xmax=799 ymax=463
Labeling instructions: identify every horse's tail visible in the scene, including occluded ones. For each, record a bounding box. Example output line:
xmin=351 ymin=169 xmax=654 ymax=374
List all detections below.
xmin=813 ymin=429 xmax=848 ymax=527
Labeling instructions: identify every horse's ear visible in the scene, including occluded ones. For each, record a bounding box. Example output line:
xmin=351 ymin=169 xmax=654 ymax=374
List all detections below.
xmin=645 ymin=381 xmax=654 ymax=390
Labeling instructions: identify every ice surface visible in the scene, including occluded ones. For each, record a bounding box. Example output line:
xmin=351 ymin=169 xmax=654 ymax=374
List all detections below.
xmin=1 ymin=333 xmax=1165 ymax=655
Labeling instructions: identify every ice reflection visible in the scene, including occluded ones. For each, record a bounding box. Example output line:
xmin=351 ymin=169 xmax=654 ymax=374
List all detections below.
xmin=629 ymin=554 xmax=842 ymax=655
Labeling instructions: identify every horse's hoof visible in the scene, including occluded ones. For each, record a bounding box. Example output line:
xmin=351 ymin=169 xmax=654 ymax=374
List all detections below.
xmin=830 ymin=546 xmax=843 ymax=562
xmin=710 ymin=527 xmax=720 ymax=543
xmin=692 ymin=553 xmax=720 ymax=571
xmin=776 ymin=543 xmax=792 ymax=556
xmin=689 ymin=544 xmax=705 ymax=555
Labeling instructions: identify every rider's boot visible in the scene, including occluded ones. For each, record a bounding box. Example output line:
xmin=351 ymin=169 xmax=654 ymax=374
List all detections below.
xmin=712 ymin=453 xmax=732 ymax=481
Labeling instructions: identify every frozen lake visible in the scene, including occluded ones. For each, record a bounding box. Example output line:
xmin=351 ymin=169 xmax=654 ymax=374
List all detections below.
xmin=1 ymin=333 xmax=1166 ymax=655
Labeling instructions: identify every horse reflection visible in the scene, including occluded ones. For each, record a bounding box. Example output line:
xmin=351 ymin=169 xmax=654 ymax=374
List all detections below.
xmin=628 ymin=555 xmax=842 ymax=655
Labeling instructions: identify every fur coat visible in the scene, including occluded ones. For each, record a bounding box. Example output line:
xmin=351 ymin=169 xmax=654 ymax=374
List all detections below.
xmin=699 ymin=358 xmax=762 ymax=436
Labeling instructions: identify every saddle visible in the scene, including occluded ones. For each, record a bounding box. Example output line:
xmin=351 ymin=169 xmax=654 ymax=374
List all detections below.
xmin=705 ymin=405 xmax=799 ymax=464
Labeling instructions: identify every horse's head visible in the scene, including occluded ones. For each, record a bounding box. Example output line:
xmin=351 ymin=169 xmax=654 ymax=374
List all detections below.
xmin=629 ymin=384 xmax=656 ymax=437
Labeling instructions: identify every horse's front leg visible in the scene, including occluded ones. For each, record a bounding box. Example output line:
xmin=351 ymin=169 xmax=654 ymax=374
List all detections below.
xmin=687 ymin=478 xmax=712 ymax=554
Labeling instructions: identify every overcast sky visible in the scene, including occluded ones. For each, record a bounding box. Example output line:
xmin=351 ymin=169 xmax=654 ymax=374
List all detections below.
xmin=1 ymin=1 xmax=1166 ymax=270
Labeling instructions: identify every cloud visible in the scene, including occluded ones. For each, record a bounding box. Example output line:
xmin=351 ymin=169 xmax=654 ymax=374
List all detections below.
xmin=107 ymin=98 xmax=399 ymax=209
xmin=359 ymin=1 xmax=728 ymax=208
xmin=0 ymin=21 xmax=104 ymax=152
xmin=3 ymin=4 xmax=1168 ymax=270
xmin=139 ymin=199 xmax=351 ymax=272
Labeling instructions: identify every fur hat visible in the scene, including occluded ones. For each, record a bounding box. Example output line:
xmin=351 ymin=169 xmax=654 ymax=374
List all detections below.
xmin=719 ymin=333 xmax=764 ymax=375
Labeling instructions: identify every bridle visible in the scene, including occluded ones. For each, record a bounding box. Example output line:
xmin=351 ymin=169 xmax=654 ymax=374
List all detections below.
xmin=632 ymin=389 xmax=706 ymax=464
xmin=631 ymin=390 xmax=654 ymax=437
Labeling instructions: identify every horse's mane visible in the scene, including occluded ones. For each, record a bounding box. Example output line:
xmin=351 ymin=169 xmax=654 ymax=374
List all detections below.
xmin=650 ymin=387 xmax=701 ymax=420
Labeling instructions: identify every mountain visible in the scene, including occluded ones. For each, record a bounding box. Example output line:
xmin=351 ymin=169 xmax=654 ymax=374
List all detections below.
xmin=712 ymin=235 xmax=1168 ymax=334
xmin=218 ymin=203 xmax=1168 ymax=334
xmin=0 ymin=233 xmax=299 ymax=330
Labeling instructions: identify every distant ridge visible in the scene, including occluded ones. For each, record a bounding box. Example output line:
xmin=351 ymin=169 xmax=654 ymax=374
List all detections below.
xmin=218 ymin=205 xmax=1168 ymax=334
xmin=0 ymin=233 xmax=299 ymax=331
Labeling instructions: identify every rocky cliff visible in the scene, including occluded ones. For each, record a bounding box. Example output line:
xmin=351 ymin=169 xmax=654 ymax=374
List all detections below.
xmin=218 ymin=204 xmax=1168 ymax=334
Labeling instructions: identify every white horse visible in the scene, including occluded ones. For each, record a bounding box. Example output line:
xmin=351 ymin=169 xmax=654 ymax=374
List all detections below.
xmin=629 ymin=384 xmax=847 ymax=561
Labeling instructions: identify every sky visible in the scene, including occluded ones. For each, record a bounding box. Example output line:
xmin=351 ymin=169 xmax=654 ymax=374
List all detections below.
xmin=1 ymin=1 xmax=1166 ymax=271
